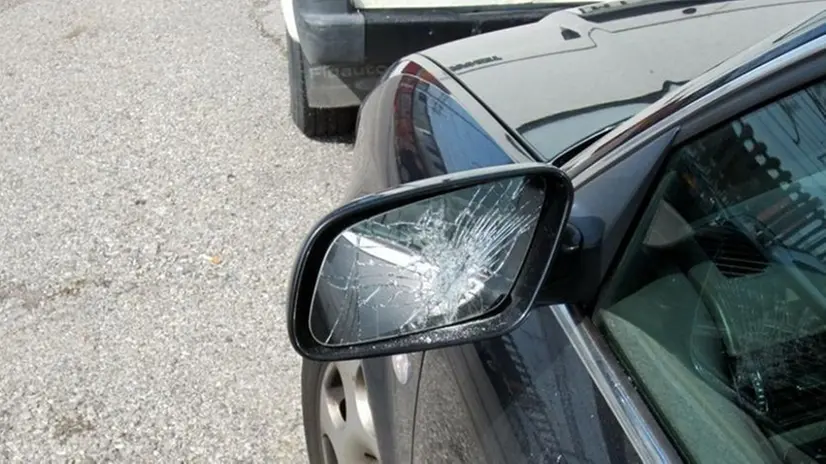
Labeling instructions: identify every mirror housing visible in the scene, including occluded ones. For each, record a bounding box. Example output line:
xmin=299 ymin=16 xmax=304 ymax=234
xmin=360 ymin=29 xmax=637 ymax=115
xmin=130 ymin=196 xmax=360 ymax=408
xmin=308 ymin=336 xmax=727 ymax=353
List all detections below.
xmin=287 ymin=163 xmax=573 ymax=361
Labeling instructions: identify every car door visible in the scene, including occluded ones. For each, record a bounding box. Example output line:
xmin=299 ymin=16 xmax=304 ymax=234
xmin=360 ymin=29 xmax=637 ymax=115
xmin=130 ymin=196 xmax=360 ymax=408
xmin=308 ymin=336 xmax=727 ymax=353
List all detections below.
xmin=592 ymin=59 xmax=826 ymax=464
xmin=408 ymin=127 xmax=674 ymax=463
xmin=412 ymin=15 xmax=826 ymax=464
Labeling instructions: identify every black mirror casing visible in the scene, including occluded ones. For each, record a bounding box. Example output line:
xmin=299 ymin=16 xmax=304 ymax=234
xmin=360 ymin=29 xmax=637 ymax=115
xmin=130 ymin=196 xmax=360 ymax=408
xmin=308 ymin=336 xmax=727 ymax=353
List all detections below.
xmin=286 ymin=163 xmax=574 ymax=362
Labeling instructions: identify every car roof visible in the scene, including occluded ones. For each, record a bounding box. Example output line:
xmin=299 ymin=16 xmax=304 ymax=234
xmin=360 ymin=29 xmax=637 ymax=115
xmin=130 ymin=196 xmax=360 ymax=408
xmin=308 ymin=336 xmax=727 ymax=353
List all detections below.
xmin=564 ymin=8 xmax=826 ymax=180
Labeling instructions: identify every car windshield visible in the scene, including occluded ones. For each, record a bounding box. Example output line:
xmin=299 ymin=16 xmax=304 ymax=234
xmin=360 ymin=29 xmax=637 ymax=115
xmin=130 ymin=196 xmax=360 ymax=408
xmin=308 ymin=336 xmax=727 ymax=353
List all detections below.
xmin=520 ymin=102 xmax=651 ymax=161
xmin=518 ymin=78 xmax=686 ymax=163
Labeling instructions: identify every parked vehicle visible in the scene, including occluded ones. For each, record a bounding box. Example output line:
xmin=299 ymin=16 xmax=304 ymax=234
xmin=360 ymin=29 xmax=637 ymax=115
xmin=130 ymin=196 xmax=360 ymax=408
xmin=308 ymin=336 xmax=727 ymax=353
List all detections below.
xmin=287 ymin=1 xmax=826 ymax=462
xmin=280 ymin=0 xmax=603 ymax=137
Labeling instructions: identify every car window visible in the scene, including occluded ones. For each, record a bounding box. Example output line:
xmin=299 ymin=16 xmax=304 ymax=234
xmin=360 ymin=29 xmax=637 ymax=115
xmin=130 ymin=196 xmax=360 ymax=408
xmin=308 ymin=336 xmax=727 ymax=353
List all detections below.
xmin=593 ymin=77 xmax=826 ymax=463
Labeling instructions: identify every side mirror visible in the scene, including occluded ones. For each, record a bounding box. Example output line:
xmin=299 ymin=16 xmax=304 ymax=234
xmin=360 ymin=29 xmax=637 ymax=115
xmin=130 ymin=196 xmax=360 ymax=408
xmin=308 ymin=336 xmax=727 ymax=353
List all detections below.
xmin=287 ymin=163 xmax=573 ymax=361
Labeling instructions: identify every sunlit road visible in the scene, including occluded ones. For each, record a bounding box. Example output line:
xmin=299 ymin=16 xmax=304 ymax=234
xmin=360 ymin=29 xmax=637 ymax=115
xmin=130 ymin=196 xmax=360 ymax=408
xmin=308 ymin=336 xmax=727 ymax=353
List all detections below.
xmin=0 ymin=0 xmax=351 ymax=460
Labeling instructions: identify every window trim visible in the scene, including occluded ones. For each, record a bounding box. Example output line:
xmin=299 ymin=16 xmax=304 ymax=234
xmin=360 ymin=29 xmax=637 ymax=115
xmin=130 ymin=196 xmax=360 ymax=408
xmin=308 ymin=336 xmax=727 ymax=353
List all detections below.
xmin=674 ymin=48 xmax=826 ymax=148
xmin=551 ymin=303 xmax=683 ymax=463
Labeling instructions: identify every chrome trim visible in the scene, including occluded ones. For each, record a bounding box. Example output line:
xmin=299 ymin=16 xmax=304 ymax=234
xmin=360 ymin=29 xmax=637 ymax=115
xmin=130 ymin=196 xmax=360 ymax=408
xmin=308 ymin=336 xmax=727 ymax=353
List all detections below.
xmin=572 ymin=32 xmax=826 ymax=186
xmin=550 ymin=304 xmax=682 ymax=464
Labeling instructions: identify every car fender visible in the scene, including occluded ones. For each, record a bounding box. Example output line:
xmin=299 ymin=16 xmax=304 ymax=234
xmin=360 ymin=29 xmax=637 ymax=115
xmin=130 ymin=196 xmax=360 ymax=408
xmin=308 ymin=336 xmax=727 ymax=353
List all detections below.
xmin=345 ymin=55 xmax=534 ymax=201
xmin=347 ymin=54 xmax=536 ymax=464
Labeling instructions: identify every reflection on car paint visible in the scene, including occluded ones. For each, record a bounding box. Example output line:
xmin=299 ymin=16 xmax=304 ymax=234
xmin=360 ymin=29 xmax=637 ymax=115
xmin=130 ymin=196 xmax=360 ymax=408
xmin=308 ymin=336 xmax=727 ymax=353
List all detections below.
xmin=414 ymin=308 xmax=642 ymax=463
xmin=392 ymin=353 xmax=411 ymax=385
xmin=352 ymin=60 xmax=538 ymax=464
xmin=393 ymin=74 xmax=514 ymax=184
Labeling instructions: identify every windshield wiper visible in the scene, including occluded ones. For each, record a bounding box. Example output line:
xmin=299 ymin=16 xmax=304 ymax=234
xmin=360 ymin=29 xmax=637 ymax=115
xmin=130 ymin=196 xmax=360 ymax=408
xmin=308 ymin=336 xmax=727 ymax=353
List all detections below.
xmin=578 ymin=0 xmax=729 ymax=23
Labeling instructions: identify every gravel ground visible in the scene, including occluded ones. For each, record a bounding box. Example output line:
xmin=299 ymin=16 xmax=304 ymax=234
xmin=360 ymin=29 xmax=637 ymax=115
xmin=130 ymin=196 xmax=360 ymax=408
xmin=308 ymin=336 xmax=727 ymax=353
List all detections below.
xmin=0 ymin=0 xmax=352 ymax=460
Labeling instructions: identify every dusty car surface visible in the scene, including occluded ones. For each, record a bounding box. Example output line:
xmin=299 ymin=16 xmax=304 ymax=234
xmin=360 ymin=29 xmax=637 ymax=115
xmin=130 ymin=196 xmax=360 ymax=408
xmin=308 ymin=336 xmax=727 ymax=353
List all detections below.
xmin=287 ymin=1 xmax=826 ymax=462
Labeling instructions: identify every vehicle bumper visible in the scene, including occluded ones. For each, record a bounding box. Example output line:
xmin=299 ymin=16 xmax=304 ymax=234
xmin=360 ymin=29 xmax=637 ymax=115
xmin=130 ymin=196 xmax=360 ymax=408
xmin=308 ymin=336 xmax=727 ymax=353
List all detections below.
xmin=292 ymin=1 xmax=568 ymax=108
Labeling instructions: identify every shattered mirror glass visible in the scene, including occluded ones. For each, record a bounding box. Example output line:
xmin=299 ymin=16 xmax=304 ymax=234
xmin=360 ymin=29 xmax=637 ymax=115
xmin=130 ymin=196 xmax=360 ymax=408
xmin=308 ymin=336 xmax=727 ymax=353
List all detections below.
xmin=308 ymin=175 xmax=546 ymax=346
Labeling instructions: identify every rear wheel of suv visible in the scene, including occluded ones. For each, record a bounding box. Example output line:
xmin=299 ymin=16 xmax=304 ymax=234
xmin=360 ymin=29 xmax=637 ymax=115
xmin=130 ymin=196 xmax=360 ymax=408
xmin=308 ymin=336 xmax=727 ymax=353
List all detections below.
xmin=286 ymin=36 xmax=357 ymax=138
xmin=302 ymin=359 xmax=380 ymax=464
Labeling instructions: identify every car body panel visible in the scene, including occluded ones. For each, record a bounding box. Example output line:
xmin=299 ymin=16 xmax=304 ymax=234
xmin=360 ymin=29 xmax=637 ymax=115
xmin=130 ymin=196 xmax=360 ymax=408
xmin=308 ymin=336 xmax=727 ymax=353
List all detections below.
xmin=347 ymin=58 xmax=534 ymax=201
xmin=349 ymin=57 xmax=534 ymax=464
xmin=420 ymin=0 xmax=826 ymax=162
xmin=413 ymin=307 xmax=643 ymax=463
xmin=346 ymin=7 xmax=826 ymax=464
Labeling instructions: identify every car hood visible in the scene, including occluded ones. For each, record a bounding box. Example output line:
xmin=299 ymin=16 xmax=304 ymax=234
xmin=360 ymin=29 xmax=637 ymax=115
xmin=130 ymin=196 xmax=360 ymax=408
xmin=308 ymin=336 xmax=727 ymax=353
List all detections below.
xmin=420 ymin=0 xmax=826 ymax=161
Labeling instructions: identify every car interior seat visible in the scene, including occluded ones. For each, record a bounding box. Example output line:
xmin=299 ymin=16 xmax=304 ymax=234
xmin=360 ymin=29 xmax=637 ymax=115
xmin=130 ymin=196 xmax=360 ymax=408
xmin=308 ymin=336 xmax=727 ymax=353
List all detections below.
xmin=593 ymin=172 xmax=821 ymax=462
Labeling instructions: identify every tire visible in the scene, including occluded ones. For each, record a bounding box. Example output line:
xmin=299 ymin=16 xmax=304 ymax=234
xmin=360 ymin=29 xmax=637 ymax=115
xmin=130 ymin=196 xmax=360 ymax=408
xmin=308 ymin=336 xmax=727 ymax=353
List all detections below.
xmin=302 ymin=359 xmax=380 ymax=464
xmin=286 ymin=36 xmax=357 ymax=138
xmin=302 ymin=359 xmax=328 ymax=464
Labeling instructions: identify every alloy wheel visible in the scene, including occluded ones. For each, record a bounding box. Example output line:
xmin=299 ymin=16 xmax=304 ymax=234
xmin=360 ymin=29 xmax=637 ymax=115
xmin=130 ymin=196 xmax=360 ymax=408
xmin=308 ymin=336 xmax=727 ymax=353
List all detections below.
xmin=319 ymin=360 xmax=379 ymax=464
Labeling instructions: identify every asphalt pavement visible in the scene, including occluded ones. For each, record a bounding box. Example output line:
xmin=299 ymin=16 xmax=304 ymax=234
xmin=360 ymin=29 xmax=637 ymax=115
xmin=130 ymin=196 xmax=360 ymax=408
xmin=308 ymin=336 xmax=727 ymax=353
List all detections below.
xmin=0 ymin=0 xmax=352 ymax=460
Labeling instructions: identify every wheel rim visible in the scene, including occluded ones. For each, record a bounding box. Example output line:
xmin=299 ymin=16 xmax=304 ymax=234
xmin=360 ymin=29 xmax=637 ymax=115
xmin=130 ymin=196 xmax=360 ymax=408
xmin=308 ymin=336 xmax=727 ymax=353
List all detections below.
xmin=319 ymin=360 xmax=379 ymax=464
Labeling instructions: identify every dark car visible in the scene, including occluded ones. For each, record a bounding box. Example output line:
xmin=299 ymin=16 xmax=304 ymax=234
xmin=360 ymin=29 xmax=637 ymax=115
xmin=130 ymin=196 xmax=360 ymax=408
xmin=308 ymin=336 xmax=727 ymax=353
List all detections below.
xmin=287 ymin=1 xmax=826 ymax=463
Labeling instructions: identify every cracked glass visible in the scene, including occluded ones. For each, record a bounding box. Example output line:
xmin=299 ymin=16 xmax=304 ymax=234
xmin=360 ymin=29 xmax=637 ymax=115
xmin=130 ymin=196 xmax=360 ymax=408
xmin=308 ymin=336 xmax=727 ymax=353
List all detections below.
xmin=595 ymin=77 xmax=826 ymax=463
xmin=308 ymin=175 xmax=545 ymax=347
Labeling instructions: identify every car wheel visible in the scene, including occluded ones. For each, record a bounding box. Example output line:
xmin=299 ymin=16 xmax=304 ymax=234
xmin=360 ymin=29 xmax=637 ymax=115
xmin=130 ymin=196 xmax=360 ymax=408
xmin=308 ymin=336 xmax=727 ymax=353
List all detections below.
xmin=302 ymin=359 xmax=380 ymax=464
xmin=286 ymin=36 xmax=357 ymax=138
